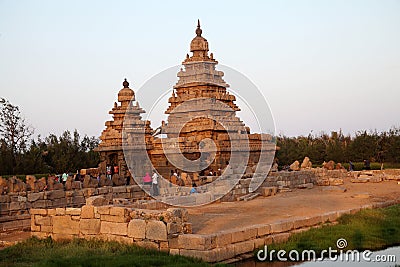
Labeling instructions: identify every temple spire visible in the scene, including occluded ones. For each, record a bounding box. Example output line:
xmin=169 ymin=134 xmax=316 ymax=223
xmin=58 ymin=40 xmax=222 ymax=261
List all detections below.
xmin=196 ymin=19 xmax=202 ymax=37
xmin=123 ymin=78 xmax=129 ymax=88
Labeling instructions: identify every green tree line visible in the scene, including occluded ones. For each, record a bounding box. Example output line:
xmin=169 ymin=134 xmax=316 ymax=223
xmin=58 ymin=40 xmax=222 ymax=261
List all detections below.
xmin=0 ymin=98 xmax=99 ymax=175
xmin=276 ymin=129 xmax=400 ymax=166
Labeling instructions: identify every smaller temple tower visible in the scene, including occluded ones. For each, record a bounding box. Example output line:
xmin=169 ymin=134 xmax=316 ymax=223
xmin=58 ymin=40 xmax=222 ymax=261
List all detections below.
xmin=96 ymin=79 xmax=153 ymax=181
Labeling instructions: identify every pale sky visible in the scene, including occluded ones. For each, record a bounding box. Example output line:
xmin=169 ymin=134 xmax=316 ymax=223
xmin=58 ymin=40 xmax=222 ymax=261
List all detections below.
xmin=1 ymin=0 xmax=399 ymax=138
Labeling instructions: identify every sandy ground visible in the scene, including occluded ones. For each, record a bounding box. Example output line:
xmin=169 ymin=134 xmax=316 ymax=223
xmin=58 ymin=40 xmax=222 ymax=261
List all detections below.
xmin=187 ymin=180 xmax=400 ymax=234
xmin=0 ymin=179 xmax=399 ymax=247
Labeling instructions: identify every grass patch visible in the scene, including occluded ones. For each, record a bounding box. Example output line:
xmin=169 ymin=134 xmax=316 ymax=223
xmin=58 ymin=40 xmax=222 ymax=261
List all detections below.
xmin=0 ymin=238 xmax=222 ymax=267
xmin=258 ymin=204 xmax=400 ymax=261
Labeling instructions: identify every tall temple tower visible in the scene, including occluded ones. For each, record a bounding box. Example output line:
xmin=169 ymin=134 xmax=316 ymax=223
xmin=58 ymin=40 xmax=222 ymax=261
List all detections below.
xmin=150 ymin=21 xmax=253 ymax=176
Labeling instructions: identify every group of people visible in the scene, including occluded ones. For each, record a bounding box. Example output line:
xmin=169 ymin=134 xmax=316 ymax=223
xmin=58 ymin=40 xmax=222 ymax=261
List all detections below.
xmin=142 ymin=169 xmax=200 ymax=196
xmin=106 ymin=164 xmax=119 ymax=180
xmin=142 ymin=170 xmax=159 ymax=196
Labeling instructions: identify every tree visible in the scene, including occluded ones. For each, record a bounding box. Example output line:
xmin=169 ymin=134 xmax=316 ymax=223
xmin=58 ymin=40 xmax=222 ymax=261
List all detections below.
xmin=0 ymin=98 xmax=33 ymax=174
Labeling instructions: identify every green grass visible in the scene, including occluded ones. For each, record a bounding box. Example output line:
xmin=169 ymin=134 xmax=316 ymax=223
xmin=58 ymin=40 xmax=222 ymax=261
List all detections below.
xmin=0 ymin=238 xmax=221 ymax=267
xmin=258 ymin=204 xmax=400 ymax=261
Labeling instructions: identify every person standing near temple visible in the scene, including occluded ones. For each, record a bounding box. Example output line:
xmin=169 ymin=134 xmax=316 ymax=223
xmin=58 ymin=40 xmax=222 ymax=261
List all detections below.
xmin=152 ymin=170 xmax=159 ymax=196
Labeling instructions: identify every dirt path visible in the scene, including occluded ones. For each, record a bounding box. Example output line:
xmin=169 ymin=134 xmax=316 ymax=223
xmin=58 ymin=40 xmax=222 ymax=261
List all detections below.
xmin=187 ymin=180 xmax=400 ymax=234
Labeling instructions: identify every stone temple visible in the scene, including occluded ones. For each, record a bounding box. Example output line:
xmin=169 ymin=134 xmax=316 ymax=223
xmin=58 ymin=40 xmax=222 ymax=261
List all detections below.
xmin=96 ymin=21 xmax=275 ymax=185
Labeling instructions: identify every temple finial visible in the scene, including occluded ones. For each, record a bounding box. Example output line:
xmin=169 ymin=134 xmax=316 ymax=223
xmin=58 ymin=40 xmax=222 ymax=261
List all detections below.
xmin=123 ymin=78 xmax=129 ymax=88
xmin=195 ymin=19 xmax=202 ymax=37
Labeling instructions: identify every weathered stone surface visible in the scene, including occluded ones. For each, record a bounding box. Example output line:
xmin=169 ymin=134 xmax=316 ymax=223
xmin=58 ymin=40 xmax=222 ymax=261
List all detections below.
xmin=46 ymin=190 xmax=65 ymax=200
xmin=99 ymin=175 xmax=112 ymax=187
xmin=30 ymin=208 xmax=47 ymax=215
xmin=271 ymin=232 xmax=290 ymax=243
xmin=178 ymin=234 xmax=216 ymax=250
xmin=215 ymin=231 xmax=232 ymax=247
xmin=53 ymin=216 xmax=80 ymax=235
xmin=127 ymin=219 xmax=146 ymax=239
xmin=80 ymin=219 xmax=101 ymax=235
xmin=109 ymin=206 xmax=127 ymax=216
xmin=83 ymin=175 xmax=98 ymax=188
xmin=256 ymin=224 xmax=271 ymax=236
xmin=290 ymin=161 xmax=300 ymax=171
xmin=81 ymin=205 xmax=94 ymax=219
xmin=233 ymin=240 xmax=254 ymax=255
xmin=301 ymin=157 xmax=312 ymax=169
xmin=86 ymin=196 xmax=108 ymax=206
xmin=112 ymin=174 xmax=126 ymax=186
xmin=323 ymin=160 xmax=335 ymax=170
xmin=231 ymin=227 xmax=257 ymax=243
xmin=35 ymin=215 xmax=51 ymax=226
xmin=146 ymin=220 xmax=167 ymax=241
xmin=100 ymin=221 xmax=128 ymax=236
xmin=65 ymin=208 xmax=81 ymax=216
xmin=270 ymin=220 xmax=294 ymax=233
xmin=101 ymin=215 xmax=128 ymax=223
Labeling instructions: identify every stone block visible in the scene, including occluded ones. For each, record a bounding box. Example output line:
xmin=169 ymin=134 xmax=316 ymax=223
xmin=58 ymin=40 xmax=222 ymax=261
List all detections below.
xmin=257 ymin=224 xmax=271 ymax=236
xmin=100 ymin=221 xmax=128 ymax=236
xmin=51 ymin=198 xmax=67 ymax=208
xmin=271 ymin=232 xmax=290 ymax=243
xmin=254 ymin=238 xmax=265 ymax=249
xmin=31 ymin=231 xmax=50 ymax=239
xmin=160 ymin=241 xmax=169 ymax=252
xmin=52 ymin=233 xmax=75 ymax=241
xmin=80 ymin=205 xmax=94 ymax=219
xmin=167 ymin=222 xmax=183 ymax=235
xmin=270 ymin=220 xmax=294 ymax=233
xmin=46 ymin=190 xmax=65 ymax=200
xmin=100 ymin=214 xmax=128 ymax=223
xmin=8 ymin=202 xmax=20 ymax=211
xmin=41 ymin=225 xmax=53 ymax=233
xmin=215 ymin=231 xmax=232 ymax=247
xmin=30 ymin=208 xmax=47 ymax=215
xmin=0 ymin=195 xmax=10 ymax=203
xmin=32 ymin=200 xmax=47 ymax=209
xmin=169 ymin=248 xmax=180 ymax=255
xmin=233 ymin=240 xmax=254 ymax=255
xmin=127 ymin=219 xmax=146 ymax=239
xmin=261 ymin=187 xmax=272 ymax=197
xmin=35 ymin=215 xmax=52 ymax=226
xmin=179 ymin=249 xmax=217 ymax=262
xmin=112 ymin=186 xmax=127 ymax=193
xmin=109 ymin=206 xmax=127 ymax=217
xmin=86 ymin=196 xmax=108 ymax=206
xmin=83 ymin=187 xmax=97 ymax=197
xmin=27 ymin=192 xmax=44 ymax=202
xmin=104 ymin=234 xmax=133 ymax=244
xmin=178 ymin=234 xmax=216 ymax=250
xmin=80 ymin=219 xmax=101 ymax=235
xmin=97 ymin=186 xmax=111 ymax=194
xmin=136 ymin=240 xmax=159 ymax=250
xmin=146 ymin=220 xmax=167 ymax=241
xmin=53 ymin=215 xmax=80 ymax=235
xmin=231 ymin=227 xmax=257 ymax=243
xmin=31 ymin=218 xmax=40 ymax=232
xmin=55 ymin=208 xmax=65 ymax=215
xmin=65 ymin=208 xmax=81 ymax=216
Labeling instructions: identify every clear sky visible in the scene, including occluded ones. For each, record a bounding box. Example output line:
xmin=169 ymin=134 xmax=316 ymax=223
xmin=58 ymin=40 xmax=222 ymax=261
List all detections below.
xmin=1 ymin=0 xmax=399 ymax=138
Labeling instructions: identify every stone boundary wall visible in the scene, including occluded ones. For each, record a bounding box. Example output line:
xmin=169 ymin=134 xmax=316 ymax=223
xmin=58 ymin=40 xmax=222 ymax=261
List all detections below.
xmin=31 ymin=201 xmax=191 ymax=250
xmin=2 ymin=169 xmax=400 ymax=231
xmin=0 ymin=185 xmax=148 ymax=231
xmin=169 ymin=199 xmax=400 ymax=262
xmin=31 ymin=198 xmax=400 ymax=263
